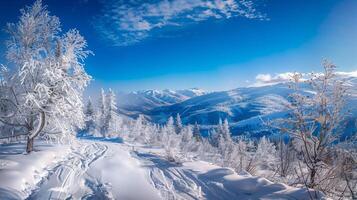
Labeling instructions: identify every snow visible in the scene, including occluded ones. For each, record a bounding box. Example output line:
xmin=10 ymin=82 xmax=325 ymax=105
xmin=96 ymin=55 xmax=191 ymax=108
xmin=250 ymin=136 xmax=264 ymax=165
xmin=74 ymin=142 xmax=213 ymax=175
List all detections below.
xmin=0 ymin=138 xmax=319 ymax=200
xmin=0 ymin=141 xmax=71 ymax=199
xmin=133 ymin=145 xmax=319 ymax=200
xmin=80 ymin=142 xmax=161 ymax=200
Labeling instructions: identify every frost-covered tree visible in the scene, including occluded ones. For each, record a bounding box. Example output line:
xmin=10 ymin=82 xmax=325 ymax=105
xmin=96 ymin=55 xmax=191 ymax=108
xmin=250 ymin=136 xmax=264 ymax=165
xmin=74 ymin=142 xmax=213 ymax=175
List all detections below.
xmin=209 ymin=129 xmax=219 ymax=147
xmin=275 ymin=137 xmax=296 ymax=178
xmin=0 ymin=0 xmax=91 ymax=152
xmin=163 ymin=116 xmax=181 ymax=162
xmin=84 ymin=97 xmax=96 ymax=134
xmin=181 ymin=125 xmax=198 ymax=153
xmin=175 ymin=113 xmax=183 ymax=134
xmin=222 ymin=119 xmax=231 ymax=140
xmin=216 ymin=119 xmax=231 ymax=143
xmin=236 ymin=139 xmax=256 ymax=174
xmin=255 ymin=136 xmax=277 ymax=171
xmin=280 ymin=60 xmax=348 ymax=191
xmin=132 ymin=114 xmax=146 ymax=141
xmin=103 ymin=88 xmax=119 ymax=137
xmin=217 ymin=119 xmax=232 ymax=154
xmin=193 ymin=122 xmax=202 ymax=142
xmin=166 ymin=116 xmax=175 ymax=134
xmin=181 ymin=125 xmax=193 ymax=144
xmin=97 ymin=88 xmax=107 ymax=135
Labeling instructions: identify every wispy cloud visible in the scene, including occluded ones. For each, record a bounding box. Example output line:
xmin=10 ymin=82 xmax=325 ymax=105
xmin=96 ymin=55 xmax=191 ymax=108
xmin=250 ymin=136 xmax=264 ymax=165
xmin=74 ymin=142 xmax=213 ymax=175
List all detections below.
xmin=94 ymin=0 xmax=264 ymax=46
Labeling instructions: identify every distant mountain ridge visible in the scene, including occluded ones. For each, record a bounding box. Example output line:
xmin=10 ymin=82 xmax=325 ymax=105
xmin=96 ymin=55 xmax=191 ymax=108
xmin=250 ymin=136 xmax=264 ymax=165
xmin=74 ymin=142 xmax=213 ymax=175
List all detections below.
xmin=117 ymin=88 xmax=206 ymax=117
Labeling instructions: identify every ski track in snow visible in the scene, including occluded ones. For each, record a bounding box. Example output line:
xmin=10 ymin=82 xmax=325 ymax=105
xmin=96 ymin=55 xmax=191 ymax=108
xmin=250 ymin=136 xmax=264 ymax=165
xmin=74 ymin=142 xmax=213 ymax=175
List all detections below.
xmin=17 ymin=140 xmax=310 ymax=200
xmin=27 ymin=142 xmax=109 ymax=200
xmin=134 ymin=152 xmax=222 ymax=200
xmin=134 ymin=151 xmax=304 ymax=200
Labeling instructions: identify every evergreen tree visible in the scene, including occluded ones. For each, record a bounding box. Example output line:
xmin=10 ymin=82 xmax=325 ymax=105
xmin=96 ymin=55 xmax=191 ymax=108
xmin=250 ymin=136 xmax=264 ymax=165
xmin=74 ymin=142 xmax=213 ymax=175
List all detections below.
xmin=84 ymin=97 xmax=96 ymax=134
xmin=98 ymin=88 xmax=106 ymax=136
xmin=103 ymin=88 xmax=119 ymax=137
xmin=175 ymin=113 xmax=183 ymax=134
xmin=222 ymin=119 xmax=231 ymax=141
xmin=193 ymin=122 xmax=202 ymax=142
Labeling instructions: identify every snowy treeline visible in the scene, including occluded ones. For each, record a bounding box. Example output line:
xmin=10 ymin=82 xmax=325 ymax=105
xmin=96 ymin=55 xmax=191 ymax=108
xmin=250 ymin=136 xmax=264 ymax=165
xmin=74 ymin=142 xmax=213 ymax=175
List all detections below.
xmin=83 ymin=88 xmax=126 ymax=138
xmin=0 ymin=0 xmax=91 ymax=152
xmin=121 ymin=113 xmax=355 ymax=199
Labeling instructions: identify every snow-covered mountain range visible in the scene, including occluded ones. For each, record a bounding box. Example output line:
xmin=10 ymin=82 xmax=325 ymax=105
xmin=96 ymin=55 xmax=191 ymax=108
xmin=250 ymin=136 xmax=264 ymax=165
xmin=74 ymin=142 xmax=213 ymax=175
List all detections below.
xmin=117 ymin=88 xmax=206 ymax=116
xmin=117 ymin=75 xmax=357 ymax=137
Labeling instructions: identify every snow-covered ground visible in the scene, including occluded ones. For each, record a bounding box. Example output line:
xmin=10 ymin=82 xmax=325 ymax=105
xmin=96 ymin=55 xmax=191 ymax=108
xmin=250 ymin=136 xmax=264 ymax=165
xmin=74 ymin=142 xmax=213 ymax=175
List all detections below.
xmin=0 ymin=138 xmax=319 ymax=200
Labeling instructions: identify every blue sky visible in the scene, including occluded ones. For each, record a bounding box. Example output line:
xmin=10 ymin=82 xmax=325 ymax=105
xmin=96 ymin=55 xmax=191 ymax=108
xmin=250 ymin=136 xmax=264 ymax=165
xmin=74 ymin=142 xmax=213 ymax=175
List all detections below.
xmin=0 ymin=0 xmax=356 ymax=92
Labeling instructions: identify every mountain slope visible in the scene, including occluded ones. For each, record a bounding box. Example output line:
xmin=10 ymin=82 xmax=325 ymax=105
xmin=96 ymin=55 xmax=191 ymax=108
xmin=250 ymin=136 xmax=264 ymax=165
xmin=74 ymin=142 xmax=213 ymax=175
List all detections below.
xmin=147 ymin=84 xmax=291 ymax=125
xmin=146 ymin=76 xmax=357 ymax=136
xmin=117 ymin=88 xmax=206 ymax=117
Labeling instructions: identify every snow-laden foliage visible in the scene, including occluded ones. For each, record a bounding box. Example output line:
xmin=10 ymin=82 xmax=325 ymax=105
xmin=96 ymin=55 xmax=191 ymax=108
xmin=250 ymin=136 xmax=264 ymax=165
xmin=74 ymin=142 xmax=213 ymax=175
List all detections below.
xmin=83 ymin=88 xmax=128 ymax=139
xmin=274 ymin=60 xmax=356 ymax=199
xmin=0 ymin=0 xmax=91 ymax=152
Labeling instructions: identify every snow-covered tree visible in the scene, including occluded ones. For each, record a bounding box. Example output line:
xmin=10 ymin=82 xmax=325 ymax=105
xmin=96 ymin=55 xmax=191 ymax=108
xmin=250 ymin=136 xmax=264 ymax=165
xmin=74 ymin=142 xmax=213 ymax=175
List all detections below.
xmin=0 ymin=0 xmax=91 ymax=152
xmin=166 ymin=116 xmax=175 ymax=134
xmin=236 ymin=139 xmax=256 ymax=174
xmin=221 ymin=119 xmax=231 ymax=141
xmin=275 ymin=137 xmax=296 ymax=178
xmin=279 ymin=60 xmax=348 ymax=191
xmin=103 ymin=88 xmax=119 ymax=137
xmin=97 ymin=88 xmax=107 ymax=135
xmin=180 ymin=126 xmax=196 ymax=152
xmin=163 ymin=116 xmax=181 ymax=162
xmin=255 ymin=136 xmax=277 ymax=170
xmin=132 ymin=114 xmax=146 ymax=141
xmin=84 ymin=97 xmax=96 ymax=134
xmin=175 ymin=113 xmax=183 ymax=134
xmin=217 ymin=119 xmax=232 ymax=153
xmin=193 ymin=122 xmax=202 ymax=142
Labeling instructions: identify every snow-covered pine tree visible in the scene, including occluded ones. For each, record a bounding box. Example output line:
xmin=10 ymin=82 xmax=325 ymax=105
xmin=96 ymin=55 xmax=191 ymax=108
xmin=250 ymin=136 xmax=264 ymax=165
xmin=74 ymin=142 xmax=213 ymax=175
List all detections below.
xmin=0 ymin=0 xmax=91 ymax=153
xmin=175 ymin=113 xmax=183 ymax=134
xmin=255 ymin=136 xmax=277 ymax=171
xmin=84 ymin=97 xmax=96 ymax=135
xmin=217 ymin=119 xmax=232 ymax=155
xmin=163 ymin=116 xmax=180 ymax=162
xmin=193 ymin=122 xmax=202 ymax=142
xmin=181 ymin=125 xmax=193 ymax=144
xmin=98 ymin=88 xmax=107 ymax=136
xmin=132 ymin=114 xmax=145 ymax=141
xmin=166 ymin=116 xmax=175 ymax=134
xmin=221 ymin=119 xmax=231 ymax=141
xmin=103 ymin=88 xmax=119 ymax=137
xmin=209 ymin=129 xmax=219 ymax=147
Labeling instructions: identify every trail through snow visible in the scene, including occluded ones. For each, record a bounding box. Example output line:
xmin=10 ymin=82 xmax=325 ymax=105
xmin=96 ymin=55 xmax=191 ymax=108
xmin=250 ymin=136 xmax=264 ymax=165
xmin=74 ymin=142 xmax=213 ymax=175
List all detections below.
xmin=133 ymin=147 xmax=315 ymax=200
xmin=1 ymin=139 xmax=318 ymax=200
xmin=27 ymin=141 xmax=161 ymax=200
xmin=27 ymin=142 xmax=109 ymax=199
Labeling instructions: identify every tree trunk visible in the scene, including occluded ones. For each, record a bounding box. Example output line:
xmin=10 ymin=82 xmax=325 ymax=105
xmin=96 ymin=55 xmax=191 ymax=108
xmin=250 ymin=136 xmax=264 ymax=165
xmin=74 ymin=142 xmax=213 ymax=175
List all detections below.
xmin=26 ymin=111 xmax=46 ymax=154
xmin=26 ymin=136 xmax=34 ymax=153
xmin=309 ymin=167 xmax=317 ymax=188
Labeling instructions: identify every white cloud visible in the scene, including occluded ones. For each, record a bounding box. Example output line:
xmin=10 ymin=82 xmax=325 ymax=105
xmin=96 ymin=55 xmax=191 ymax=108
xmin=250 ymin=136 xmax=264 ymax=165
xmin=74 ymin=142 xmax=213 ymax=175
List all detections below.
xmin=95 ymin=0 xmax=264 ymax=46
xmin=252 ymin=70 xmax=357 ymax=87
xmin=253 ymin=72 xmax=295 ymax=87
xmin=336 ymin=71 xmax=357 ymax=77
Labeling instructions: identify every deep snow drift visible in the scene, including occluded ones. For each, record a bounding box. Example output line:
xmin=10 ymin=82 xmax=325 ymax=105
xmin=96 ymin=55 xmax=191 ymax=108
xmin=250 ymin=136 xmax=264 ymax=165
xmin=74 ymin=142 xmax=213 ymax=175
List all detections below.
xmin=0 ymin=138 xmax=319 ymax=200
